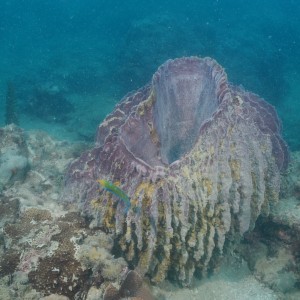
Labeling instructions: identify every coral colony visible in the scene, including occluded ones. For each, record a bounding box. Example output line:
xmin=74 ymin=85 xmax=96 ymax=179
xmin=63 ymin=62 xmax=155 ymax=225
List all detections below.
xmin=63 ymin=57 xmax=288 ymax=285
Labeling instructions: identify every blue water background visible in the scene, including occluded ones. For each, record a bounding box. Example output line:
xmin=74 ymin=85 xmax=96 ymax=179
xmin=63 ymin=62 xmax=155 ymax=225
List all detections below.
xmin=0 ymin=0 xmax=299 ymax=149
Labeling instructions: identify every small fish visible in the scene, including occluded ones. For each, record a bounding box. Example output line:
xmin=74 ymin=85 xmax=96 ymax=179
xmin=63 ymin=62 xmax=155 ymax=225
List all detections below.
xmin=97 ymin=179 xmax=131 ymax=212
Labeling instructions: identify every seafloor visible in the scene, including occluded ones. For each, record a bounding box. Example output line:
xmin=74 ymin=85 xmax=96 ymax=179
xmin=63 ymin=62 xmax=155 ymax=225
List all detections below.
xmin=0 ymin=125 xmax=299 ymax=300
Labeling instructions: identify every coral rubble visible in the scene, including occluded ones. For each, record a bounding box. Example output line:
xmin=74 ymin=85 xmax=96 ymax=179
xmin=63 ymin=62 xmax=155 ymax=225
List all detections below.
xmin=63 ymin=57 xmax=289 ymax=285
xmin=0 ymin=198 xmax=127 ymax=299
xmin=0 ymin=127 xmax=127 ymax=299
xmin=0 ymin=125 xmax=29 ymax=192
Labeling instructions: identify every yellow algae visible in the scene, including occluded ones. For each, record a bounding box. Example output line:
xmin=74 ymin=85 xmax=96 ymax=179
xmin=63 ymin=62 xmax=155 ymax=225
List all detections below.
xmin=102 ymin=198 xmax=116 ymax=230
xmin=251 ymin=172 xmax=257 ymax=190
xmin=202 ymin=178 xmax=213 ymax=196
xmin=148 ymin=121 xmax=160 ymax=146
xmin=260 ymin=142 xmax=269 ymax=153
xmin=137 ymin=90 xmax=154 ymax=116
xmin=112 ymin=180 xmax=121 ymax=187
xmin=126 ymin=241 xmax=135 ymax=261
xmin=125 ymin=223 xmax=131 ymax=242
xmin=187 ymin=230 xmax=197 ymax=247
xmin=134 ymin=181 xmax=157 ymax=200
xmin=152 ymin=255 xmax=170 ymax=283
xmin=219 ymin=139 xmax=224 ymax=150
xmin=130 ymin=197 xmax=139 ymax=208
xmin=182 ymin=165 xmax=191 ymax=178
xmin=192 ymin=148 xmax=206 ymax=162
xmin=138 ymin=246 xmax=154 ymax=274
xmin=90 ymin=198 xmax=102 ymax=210
xmin=230 ymin=142 xmax=236 ymax=152
xmin=227 ymin=125 xmax=234 ymax=136
xmin=229 ymin=159 xmax=241 ymax=181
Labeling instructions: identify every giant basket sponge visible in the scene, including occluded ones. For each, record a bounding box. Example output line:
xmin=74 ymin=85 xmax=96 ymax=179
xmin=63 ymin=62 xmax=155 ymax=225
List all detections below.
xmin=63 ymin=57 xmax=289 ymax=284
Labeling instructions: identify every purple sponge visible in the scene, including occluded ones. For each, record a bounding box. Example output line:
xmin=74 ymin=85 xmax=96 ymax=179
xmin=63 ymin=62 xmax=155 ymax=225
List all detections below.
xmin=63 ymin=57 xmax=288 ymax=284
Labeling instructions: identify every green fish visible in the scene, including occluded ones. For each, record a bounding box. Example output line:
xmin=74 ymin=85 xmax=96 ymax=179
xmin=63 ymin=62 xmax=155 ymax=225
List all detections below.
xmin=97 ymin=179 xmax=131 ymax=212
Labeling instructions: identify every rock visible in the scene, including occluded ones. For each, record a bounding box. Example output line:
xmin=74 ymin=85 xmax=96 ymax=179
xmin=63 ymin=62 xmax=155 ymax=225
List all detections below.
xmin=0 ymin=125 xmax=29 ymax=191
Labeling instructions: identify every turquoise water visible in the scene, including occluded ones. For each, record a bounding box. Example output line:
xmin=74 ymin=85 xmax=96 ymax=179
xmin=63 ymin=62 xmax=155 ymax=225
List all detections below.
xmin=0 ymin=2 xmax=299 ymax=299
xmin=0 ymin=0 xmax=299 ymax=149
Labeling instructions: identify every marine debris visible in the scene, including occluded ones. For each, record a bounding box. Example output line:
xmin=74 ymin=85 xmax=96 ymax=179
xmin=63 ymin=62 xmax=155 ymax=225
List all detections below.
xmin=63 ymin=56 xmax=289 ymax=285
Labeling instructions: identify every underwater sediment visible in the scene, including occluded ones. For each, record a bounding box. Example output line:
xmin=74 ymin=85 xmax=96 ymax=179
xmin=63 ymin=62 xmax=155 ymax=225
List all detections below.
xmin=63 ymin=57 xmax=289 ymax=285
